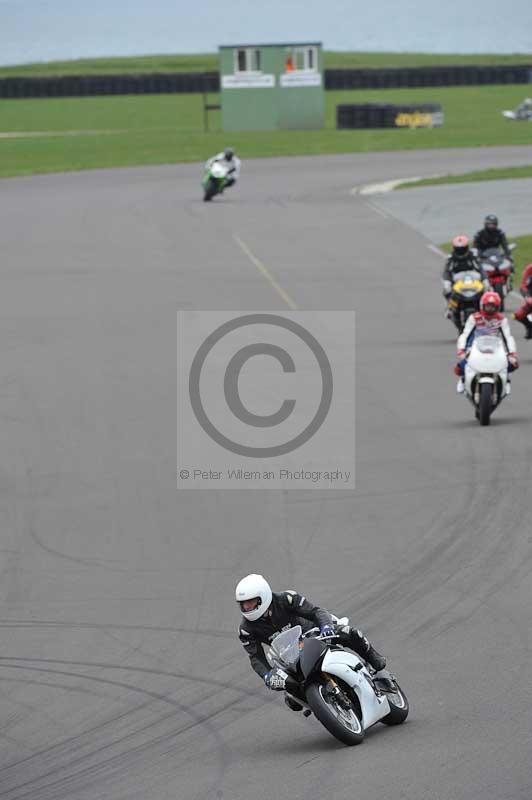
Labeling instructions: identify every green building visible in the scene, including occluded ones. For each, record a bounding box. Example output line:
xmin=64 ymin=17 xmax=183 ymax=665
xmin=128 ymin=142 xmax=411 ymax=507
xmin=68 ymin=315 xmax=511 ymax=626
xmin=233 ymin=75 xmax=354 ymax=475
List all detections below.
xmin=220 ymin=42 xmax=324 ymax=131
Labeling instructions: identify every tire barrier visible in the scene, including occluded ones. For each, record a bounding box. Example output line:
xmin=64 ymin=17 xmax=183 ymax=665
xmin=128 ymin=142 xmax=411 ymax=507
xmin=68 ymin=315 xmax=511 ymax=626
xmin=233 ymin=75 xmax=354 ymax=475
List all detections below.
xmin=326 ymin=64 xmax=532 ymax=90
xmin=0 ymin=71 xmax=220 ymax=99
xmin=337 ymin=103 xmax=444 ymax=130
xmin=1 ymin=64 xmax=530 ymax=99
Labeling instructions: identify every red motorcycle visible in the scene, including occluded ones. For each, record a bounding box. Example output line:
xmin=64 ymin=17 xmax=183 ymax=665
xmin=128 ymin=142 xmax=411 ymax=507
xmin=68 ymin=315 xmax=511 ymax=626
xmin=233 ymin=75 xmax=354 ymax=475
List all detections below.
xmin=477 ymin=247 xmax=514 ymax=310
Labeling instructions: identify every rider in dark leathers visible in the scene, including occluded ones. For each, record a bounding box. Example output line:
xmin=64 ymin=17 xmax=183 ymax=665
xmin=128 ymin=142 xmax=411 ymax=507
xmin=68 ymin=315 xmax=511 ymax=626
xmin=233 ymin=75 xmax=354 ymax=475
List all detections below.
xmin=473 ymin=214 xmax=512 ymax=259
xmin=442 ymin=235 xmax=488 ymax=300
xmin=235 ymin=575 xmax=386 ymax=704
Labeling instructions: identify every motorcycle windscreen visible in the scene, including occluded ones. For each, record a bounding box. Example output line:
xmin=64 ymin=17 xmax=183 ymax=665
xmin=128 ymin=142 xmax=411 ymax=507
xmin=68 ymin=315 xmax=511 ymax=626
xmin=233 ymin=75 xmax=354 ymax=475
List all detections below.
xmin=474 ymin=334 xmax=502 ymax=354
xmin=269 ymin=625 xmax=302 ymax=668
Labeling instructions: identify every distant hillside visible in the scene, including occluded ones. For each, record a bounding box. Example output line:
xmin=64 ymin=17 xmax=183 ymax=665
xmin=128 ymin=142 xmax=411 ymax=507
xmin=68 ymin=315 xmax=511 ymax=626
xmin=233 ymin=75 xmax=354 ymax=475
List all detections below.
xmin=1 ymin=51 xmax=531 ymax=77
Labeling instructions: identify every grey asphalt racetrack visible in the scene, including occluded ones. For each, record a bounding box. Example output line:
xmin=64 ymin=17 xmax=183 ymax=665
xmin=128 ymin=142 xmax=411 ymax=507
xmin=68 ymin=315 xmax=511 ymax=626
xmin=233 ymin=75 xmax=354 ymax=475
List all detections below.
xmin=1 ymin=146 xmax=532 ymax=800
xmin=368 ymin=177 xmax=532 ymax=243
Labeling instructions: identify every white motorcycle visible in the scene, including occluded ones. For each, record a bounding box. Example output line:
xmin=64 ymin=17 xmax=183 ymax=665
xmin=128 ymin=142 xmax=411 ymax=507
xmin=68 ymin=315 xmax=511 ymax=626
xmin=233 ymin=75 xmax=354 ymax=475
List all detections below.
xmin=267 ymin=624 xmax=408 ymax=746
xmin=463 ymin=333 xmax=510 ymax=426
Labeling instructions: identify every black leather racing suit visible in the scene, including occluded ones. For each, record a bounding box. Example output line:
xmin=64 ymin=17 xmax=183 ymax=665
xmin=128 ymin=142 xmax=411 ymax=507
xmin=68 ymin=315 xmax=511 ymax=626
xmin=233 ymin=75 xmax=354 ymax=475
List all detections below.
xmin=473 ymin=228 xmax=511 ymax=257
xmin=442 ymin=253 xmax=485 ymax=285
xmin=238 ymin=590 xmax=383 ymax=679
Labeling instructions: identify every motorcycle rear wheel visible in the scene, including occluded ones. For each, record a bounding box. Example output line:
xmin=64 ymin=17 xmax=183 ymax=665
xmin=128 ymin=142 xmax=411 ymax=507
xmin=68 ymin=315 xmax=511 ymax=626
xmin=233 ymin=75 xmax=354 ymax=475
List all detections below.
xmin=493 ymin=285 xmax=505 ymax=310
xmin=380 ymin=681 xmax=409 ymax=726
xmin=306 ymin=679 xmax=365 ymax=746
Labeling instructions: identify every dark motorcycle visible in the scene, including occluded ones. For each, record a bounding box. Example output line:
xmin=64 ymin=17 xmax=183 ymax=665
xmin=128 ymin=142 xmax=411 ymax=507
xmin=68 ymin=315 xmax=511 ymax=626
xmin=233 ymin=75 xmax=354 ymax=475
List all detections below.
xmin=478 ymin=247 xmax=514 ymax=310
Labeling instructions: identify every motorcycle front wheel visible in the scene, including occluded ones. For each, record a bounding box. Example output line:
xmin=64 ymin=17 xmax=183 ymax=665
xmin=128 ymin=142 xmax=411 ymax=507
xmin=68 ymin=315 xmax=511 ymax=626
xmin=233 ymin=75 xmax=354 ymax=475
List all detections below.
xmin=478 ymin=382 xmax=493 ymax=426
xmin=306 ymin=679 xmax=365 ymax=746
xmin=203 ymin=178 xmax=217 ymax=202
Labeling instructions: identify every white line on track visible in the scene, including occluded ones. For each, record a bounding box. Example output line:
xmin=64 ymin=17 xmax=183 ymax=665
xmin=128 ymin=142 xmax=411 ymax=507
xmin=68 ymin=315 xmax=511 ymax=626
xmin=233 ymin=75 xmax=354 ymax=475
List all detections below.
xmin=232 ymin=233 xmax=298 ymax=310
xmin=351 ymin=174 xmax=443 ymax=196
xmin=367 ymin=202 xmax=391 ymax=219
xmin=427 ymin=244 xmax=446 ymax=257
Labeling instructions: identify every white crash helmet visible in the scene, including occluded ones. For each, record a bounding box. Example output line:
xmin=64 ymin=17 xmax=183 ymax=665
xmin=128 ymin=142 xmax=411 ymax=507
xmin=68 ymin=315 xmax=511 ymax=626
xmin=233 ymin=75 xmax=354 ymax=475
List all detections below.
xmin=235 ymin=574 xmax=273 ymax=621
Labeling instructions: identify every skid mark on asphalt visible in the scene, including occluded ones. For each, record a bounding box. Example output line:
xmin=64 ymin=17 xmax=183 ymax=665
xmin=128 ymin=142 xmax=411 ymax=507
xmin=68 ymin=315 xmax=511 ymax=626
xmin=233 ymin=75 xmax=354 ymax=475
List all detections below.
xmin=0 ymin=618 xmax=234 ymax=640
xmin=28 ymin=522 xmax=126 ymax=571
xmin=0 ymin=662 xmax=232 ymax=800
xmin=0 ymin=655 xmax=259 ymax=698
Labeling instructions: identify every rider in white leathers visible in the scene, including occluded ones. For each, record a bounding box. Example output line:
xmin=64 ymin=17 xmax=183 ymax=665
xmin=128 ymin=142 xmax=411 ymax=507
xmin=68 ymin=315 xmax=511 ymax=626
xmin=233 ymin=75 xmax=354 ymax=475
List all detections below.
xmin=455 ymin=292 xmax=518 ymax=392
xmin=205 ymin=147 xmax=241 ymax=190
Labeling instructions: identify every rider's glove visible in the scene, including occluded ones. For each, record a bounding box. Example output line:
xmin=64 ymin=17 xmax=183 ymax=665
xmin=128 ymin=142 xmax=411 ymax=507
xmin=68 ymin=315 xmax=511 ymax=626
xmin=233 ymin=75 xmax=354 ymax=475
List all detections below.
xmin=320 ymin=624 xmax=335 ymax=638
xmin=508 ymin=353 xmax=519 ymax=370
xmin=264 ymin=669 xmax=286 ymax=691
xmin=442 ymin=280 xmax=452 ymax=297
xmin=456 ymin=349 xmax=466 ymax=359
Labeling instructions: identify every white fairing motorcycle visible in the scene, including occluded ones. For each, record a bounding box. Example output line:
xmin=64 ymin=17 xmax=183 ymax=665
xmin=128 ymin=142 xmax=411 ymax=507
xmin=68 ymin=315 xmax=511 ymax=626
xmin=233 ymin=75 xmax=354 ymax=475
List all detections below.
xmin=202 ymin=161 xmax=230 ymax=201
xmin=463 ymin=333 xmax=510 ymax=426
xmin=267 ymin=624 xmax=408 ymax=746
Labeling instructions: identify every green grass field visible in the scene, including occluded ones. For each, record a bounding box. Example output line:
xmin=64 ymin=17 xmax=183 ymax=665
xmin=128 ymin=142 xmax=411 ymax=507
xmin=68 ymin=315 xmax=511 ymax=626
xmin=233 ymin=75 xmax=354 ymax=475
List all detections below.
xmin=1 ymin=51 xmax=531 ymax=77
xmin=440 ymin=234 xmax=532 ymax=285
xmin=398 ymin=164 xmax=532 ymax=188
xmin=1 ymin=84 xmax=532 ymax=178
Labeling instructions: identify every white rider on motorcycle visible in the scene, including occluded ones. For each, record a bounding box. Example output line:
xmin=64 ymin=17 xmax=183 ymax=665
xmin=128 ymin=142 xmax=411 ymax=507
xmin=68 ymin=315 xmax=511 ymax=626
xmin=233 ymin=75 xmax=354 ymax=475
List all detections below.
xmin=454 ymin=291 xmax=518 ymax=393
xmin=205 ymin=147 xmax=241 ymax=191
xmin=236 ymin=574 xmax=388 ymax=712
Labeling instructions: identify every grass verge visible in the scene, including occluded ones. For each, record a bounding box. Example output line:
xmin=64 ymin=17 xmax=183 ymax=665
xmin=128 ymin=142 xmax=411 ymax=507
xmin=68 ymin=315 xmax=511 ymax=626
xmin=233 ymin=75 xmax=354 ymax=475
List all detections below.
xmin=440 ymin=234 xmax=532 ymax=284
xmin=398 ymin=164 xmax=532 ymax=189
xmin=1 ymin=85 xmax=532 ymax=179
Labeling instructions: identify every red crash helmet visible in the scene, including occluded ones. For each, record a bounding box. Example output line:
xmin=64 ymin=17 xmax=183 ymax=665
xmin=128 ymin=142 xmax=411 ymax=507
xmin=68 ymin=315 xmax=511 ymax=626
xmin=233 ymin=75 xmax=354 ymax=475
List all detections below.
xmin=480 ymin=291 xmax=501 ymax=316
xmin=452 ymin=235 xmax=469 ymax=257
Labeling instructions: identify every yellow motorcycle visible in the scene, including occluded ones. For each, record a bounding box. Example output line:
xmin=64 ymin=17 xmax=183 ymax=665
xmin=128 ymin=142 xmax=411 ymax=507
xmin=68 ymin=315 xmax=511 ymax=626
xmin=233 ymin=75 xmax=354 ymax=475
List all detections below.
xmin=448 ymin=270 xmax=484 ymax=333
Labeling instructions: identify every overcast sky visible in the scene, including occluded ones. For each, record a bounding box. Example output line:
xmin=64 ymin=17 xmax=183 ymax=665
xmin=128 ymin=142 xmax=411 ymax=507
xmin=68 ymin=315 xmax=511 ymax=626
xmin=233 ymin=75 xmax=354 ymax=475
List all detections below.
xmin=1 ymin=0 xmax=531 ymax=66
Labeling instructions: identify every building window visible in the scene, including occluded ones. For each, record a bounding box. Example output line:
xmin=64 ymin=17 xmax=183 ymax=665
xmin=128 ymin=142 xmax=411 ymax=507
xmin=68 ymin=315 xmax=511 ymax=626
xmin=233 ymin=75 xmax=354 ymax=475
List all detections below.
xmin=284 ymin=46 xmax=318 ymax=73
xmin=234 ymin=48 xmax=262 ymax=74
xmin=251 ymin=49 xmax=261 ymax=71
xmin=237 ymin=49 xmax=247 ymax=72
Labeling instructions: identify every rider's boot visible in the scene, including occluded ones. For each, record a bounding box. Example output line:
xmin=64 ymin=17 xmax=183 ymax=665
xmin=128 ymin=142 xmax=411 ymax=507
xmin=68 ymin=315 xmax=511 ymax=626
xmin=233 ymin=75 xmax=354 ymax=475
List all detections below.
xmin=364 ymin=645 xmax=387 ymax=672
xmin=456 ymin=378 xmax=465 ymax=394
xmin=284 ymin=694 xmax=303 ymax=712
xmin=342 ymin=627 xmax=387 ymax=671
xmin=514 ymin=314 xmax=532 ymax=339
xmin=284 ymin=694 xmax=312 ymax=717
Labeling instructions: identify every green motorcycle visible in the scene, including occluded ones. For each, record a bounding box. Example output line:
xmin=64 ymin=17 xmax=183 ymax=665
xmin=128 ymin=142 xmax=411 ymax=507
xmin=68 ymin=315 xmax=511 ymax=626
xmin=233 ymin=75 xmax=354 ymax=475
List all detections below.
xmin=202 ymin=161 xmax=230 ymax=202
